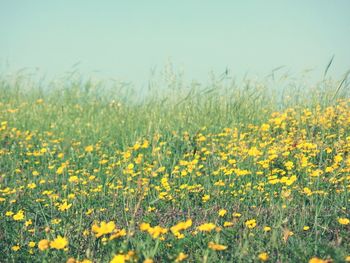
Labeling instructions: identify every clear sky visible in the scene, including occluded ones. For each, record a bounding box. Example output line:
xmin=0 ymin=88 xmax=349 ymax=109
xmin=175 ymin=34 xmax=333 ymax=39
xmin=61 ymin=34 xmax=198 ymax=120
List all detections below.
xmin=1 ymin=1 xmax=350 ymax=84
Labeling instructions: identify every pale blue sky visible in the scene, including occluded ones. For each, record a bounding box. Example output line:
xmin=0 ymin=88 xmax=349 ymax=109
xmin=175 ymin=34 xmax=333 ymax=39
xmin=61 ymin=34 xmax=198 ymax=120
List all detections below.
xmin=1 ymin=1 xmax=350 ymax=83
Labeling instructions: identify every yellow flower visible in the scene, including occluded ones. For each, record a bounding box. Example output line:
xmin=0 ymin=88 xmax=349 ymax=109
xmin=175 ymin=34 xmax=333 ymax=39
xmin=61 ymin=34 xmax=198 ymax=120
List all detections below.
xmin=92 ymin=221 xmax=116 ymax=238
xmin=25 ymin=219 xmax=32 ymax=227
xmin=13 ymin=210 xmax=25 ymax=221
xmin=175 ymin=252 xmax=188 ymax=262
xmin=248 ymin=147 xmax=261 ymax=157
xmin=245 ymin=219 xmax=257 ymax=229
xmin=197 ymin=223 xmax=216 ymax=232
xmin=261 ymin=123 xmax=270 ymax=131
xmin=208 ymin=241 xmax=227 ymax=251
xmin=86 ymin=209 xmax=94 ymax=215
xmin=309 ymin=257 xmax=327 ymax=263
xmin=233 ymin=212 xmax=242 ymax=218
xmin=303 ymin=226 xmax=310 ymax=231
xmin=263 ymin=226 xmax=271 ymax=232
xmin=338 ymin=217 xmax=349 ymax=225
xmin=109 ymin=229 xmax=127 ymax=240
xmin=12 ymin=245 xmax=20 ymax=251
xmin=223 ymin=221 xmax=234 ymax=227
xmin=27 ymin=183 xmax=37 ymax=189
xmin=310 ymin=169 xmax=322 ymax=177
xmin=170 ymin=219 xmax=192 ymax=234
xmin=28 ymin=241 xmax=36 ymax=248
xmin=303 ymin=187 xmax=312 ymax=196
xmin=85 ymin=145 xmax=94 ymax=152
xmin=140 ymin=222 xmax=151 ymax=231
xmin=6 ymin=211 xmax=14 ymax=216
xmin=284 ymin=161 xmax=294 ymax=171
xmin=258 ymin=252 xmax=269 ymax=261
xmin=202 ymin=194 xmax=210 ymax=202
xmin=143 ymin=259 xmax=153 ymax=263
xmin=58 ymin=201 xmax=72 ymax=211
xmin=50 ymin=235 xmax=68 ymax=250
xmin=218 ymin=209 xmax=227 ymax=217
xmin=345 ymin=255 xmax=350 ymax=262
xmin=38 ymin=239 xmax=50 ymax=251
xmin=56 ymin=166 xmax=65 ymax=175
xmin=147 ymin=225 xmax=168 ymax=239
xmin=68 ymin=176 xmax=79 ymax=183
xmin=110 ymin=254 xmax=125 ymax=263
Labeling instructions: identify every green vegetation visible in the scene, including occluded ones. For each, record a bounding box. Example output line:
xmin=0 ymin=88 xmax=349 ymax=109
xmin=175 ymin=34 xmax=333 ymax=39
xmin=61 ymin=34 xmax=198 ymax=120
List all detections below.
xmin=0 ymin=71 xmax=349 ymax=262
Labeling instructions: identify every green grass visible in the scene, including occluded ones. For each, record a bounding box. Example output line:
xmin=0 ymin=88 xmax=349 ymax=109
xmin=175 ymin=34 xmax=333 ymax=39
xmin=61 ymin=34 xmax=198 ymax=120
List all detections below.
xmin=0 ymin=71 xmax=349 ymax=263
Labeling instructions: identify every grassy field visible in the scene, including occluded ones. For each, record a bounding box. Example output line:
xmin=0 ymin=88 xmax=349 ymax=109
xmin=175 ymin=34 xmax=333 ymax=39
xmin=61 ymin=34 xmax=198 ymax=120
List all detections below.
xmin=0 ymin=72 xmax=349 ymax=262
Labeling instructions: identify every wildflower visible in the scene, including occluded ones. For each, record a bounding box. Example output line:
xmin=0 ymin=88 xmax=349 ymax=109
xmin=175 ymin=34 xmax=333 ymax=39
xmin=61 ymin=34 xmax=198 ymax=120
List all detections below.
xmin=223 ymin=221 xmax=234 ymax=227
xmin=50 ymin=235 xmax=68 ymax=250
xmin=248 ymin=147 xmax=261 ymax=157
xmin=245 ymin=219 xmax=257 ymax=229
xmin=284 ymin=161 xmax=294 ymax=171
xmin=264 ymin=226 xmax=271 ymax=232
xmin=140 ymin=222 xmax=151 ymax=231
xmin=285 ymin=175 xmax=297 ymax=186
xmin=28 ymin=241 xmax=36 ymax=248
xmin=139 ymin=223 xmax=167 ymax=238
xmin=218 ymin=209 xmax=227 ymax=217
xmin=56 ymin=166 xmax=65 ymax=175
xmin=175 ymin=252 xmax=188 ymax=262
xmin=310 ymin=169 xmax=322 ymax=177
xmin=143 ymin=259 xmax=153 ymax=263
xmin=202 ymin=194 xmax=210 ymax=202
xmin=338 ymin=217 xmax=349 ymax=225
xmin=109 ymin=229 xmax=127 ymax=240
xmin=12 ymin=245 xmax=20 ymax=251
xmin=110 ymin=254 xmax=125 ymax=263
xmin=51 ymin=218 xmax=62 ymax=225
xmin=309 ymin=257 xmax=327 ymax=263
xmin=170 ymin=219 xmax=192 ymax=234
xmin=233 ymin=212 xmax=242 ymax=218
xmin=303 ymin=187 xmax=312 ymax=196
xmin=261 ymin=123 xmax=270 ymax=131
xmin=142 ymin=140 xmax=149 ymax=148
xmin=258 ymin=252 xmax=269 ymax=261
xmin=92 ymin=221 xmax=116 ymax=238
xmin=5 ymin=211 xmax=14 ymax=216
xmin=148 ymin=225 xmax=168 ymax=239
xmin=86 ymin=209 xmax=94 ymax=215
xmin=38 ymin=239 xmax=50 ymax=251
xmin=27 ymin=183 xmax=37 ymax=189
xmin=147 ymin=206 xmax=156 ymax=212
xmin=68 ymin=176 xmax=79 ymax=183
xmin=303 ymin=226 xmax=310 ymax=231
xmin=208 ymin=241 xmax=227 ymax=251
xmin=197 ymin=223 xmax=216 ymax=232
xmin=13 ymin=210 xmax=25 ymax=221
xmin=58 ymin=201 xmax=72 ymax=211
xmin=85 ymin=145 xmax=94 ymax=152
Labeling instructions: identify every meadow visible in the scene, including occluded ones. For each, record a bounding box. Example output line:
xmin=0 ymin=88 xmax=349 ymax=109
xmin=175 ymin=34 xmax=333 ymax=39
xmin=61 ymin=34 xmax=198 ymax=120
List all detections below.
xmin=0 ymin=70 xmax=349 ymax=262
